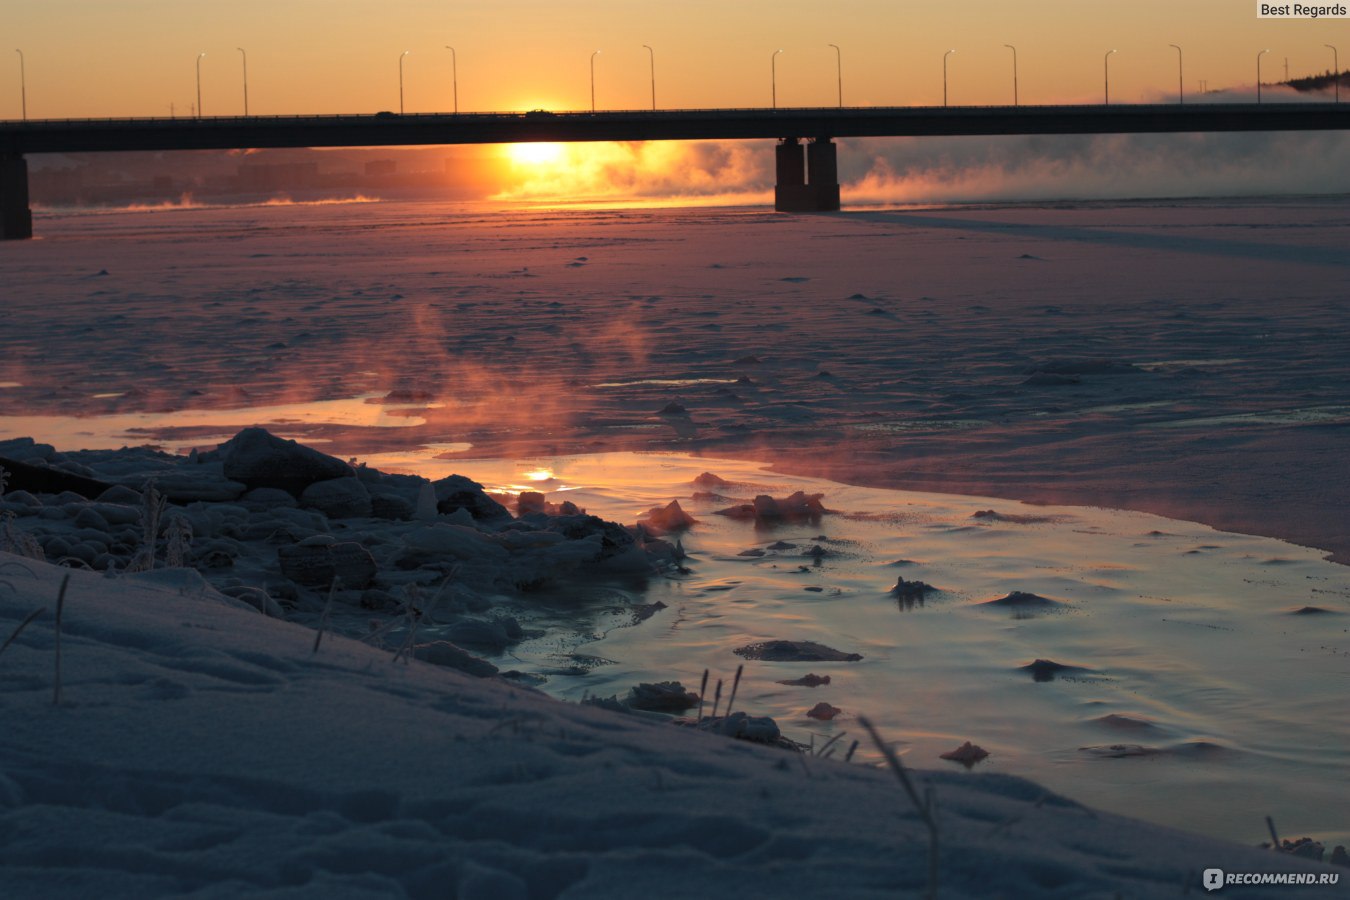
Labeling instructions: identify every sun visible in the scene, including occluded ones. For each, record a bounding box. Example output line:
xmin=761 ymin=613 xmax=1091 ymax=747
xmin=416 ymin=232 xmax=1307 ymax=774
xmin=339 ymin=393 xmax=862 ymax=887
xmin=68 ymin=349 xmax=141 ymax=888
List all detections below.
xmin=508 ymin=142 xmax=566 ymax=167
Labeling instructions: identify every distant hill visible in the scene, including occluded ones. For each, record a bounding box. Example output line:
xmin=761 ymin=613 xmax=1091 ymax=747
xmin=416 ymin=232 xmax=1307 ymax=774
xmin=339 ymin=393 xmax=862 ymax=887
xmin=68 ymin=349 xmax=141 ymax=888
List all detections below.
xmin=1283 ymin=69 xmax=1348 ymax=93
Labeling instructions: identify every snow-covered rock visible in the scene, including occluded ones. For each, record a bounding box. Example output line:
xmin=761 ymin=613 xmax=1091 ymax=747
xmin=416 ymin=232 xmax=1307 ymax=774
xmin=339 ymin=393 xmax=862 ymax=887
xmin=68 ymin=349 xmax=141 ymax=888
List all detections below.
xmin=433 ymin=474 xmax=511 ymax=522
xmin=239 ymin=487 xmax=298 ymax=510
xmin=401 ymin=523 xmax=510 ymax=564
xmin=277 ymin=540 xmax=378 ymax=589
xmin=219 ymin=427 xmax=354 ymax=495
xmin=412 ymin=640 xmax=500 ymax=677
xmin=300 ymin=476 xmax=372 ymax=519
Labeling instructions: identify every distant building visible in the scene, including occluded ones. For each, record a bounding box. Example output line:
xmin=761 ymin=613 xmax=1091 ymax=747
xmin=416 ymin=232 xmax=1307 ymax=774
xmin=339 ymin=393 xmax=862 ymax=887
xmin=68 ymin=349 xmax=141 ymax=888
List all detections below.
xmin=365 ymin=159 xmax=397 ymax=177
xmin=30 ymin=168 xmax=86 ymax=203
xmin=237 ymin=161 xmax=320 ymax=192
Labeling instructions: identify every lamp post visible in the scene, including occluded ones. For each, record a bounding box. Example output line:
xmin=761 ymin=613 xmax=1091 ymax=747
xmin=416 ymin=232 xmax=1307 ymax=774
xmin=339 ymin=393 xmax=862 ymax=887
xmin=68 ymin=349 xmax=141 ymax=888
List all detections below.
xmin=772 ymin=48 xmax=782 ymax=109
xmin=643 ymin=44 xmax=655 ymax=110
xmin=15 ymin=49 xmax=25 ymax=121
xmin=943 ymin=49 xmax=955 ymax=107
xmin=237 ymin=47 xmax=248 ymax=115
xmin=1327 ymin=44 xmax=1340 ymax=103
xmin=444 ymin=46 xmax=457 ymax=113
xmin=1257 ymin=48 xmax=1268 ymax=104
xmin=1169 ymin=44 xmax=1183 ymax=104
xmin=1104 ymin=49 xmax=1116 ymax=105
xmin=590 ymin=49 xmax=600 ymax=112
xmin=399 ymin=50 xmax=410 ymax=114
xmin=1004 ymin=44 xmax=1018 ymax=106
xmin=196 ymin=52 xmax=206 ymax=118
xmin=828 ymin=43 xmax=842 ymax=107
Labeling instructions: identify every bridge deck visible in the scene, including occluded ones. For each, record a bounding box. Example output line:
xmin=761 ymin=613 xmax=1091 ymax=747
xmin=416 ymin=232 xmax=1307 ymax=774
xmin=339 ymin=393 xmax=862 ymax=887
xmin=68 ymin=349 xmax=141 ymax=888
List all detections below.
xmin=4 ymin=103 xmax=1350 ymax=154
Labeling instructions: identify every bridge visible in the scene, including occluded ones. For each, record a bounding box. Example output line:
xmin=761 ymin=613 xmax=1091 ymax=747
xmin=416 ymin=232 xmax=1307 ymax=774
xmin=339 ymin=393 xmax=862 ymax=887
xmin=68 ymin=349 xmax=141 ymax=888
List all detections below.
xmin=3 ymin=103 xmax=1349 ymax=238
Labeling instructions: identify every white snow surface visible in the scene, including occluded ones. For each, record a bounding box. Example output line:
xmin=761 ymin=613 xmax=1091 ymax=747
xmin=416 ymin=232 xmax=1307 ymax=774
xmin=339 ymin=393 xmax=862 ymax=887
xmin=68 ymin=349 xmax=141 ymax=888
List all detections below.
xmin=0 ymin=552 xmax=1342 ymax=898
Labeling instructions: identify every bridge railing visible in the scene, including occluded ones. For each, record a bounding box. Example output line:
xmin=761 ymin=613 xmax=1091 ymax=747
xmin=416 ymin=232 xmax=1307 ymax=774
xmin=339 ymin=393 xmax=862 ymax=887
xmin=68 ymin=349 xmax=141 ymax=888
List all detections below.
xmin=3 ymin=99 xmax=1346 ymax=128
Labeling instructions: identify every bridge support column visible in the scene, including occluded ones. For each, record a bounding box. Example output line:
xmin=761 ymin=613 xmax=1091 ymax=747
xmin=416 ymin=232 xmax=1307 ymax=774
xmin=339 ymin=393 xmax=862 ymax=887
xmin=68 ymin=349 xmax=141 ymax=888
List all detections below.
xmin=806 ymin=138 xmax=841 ymax=211
xmin=774 ymin=138 xmax=840 ymax=212
xmin=1 ymin=154 xmax=33 ymax=241
xmin=774 ymin=138 xmax=811 ymax=211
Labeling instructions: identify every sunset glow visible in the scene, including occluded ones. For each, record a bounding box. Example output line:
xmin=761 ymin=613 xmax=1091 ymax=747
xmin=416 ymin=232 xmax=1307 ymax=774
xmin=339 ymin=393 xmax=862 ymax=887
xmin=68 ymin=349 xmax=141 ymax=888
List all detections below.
xmin=507 ymin=142 xmax=566 ymax=167
xmin=5 ymin=2 xmax=1348 ymax=119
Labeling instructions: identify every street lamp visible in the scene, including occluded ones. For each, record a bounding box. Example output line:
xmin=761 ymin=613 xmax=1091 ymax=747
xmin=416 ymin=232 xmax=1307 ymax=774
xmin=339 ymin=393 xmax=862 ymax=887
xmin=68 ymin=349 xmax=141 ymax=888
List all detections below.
xmin=828 ymin=43 xmax=842 ymax=107
xmin=643 ymin=44 xmax=655 ymax=110
xmin=15 ymin=49 xmax=25 ymax=121
xmin=445 ymin=46 xmax=457 ymax=113
xmin=1004 ymin=44 xmax=1018 ymax=106
xmin=399 ymin=50 xmax=410 ymax=114
xmin=1104 ymin=49 xmax=1116 ymax=105
xmin=1169 ymin=44 xmax=1183 ymax=104
xmin=1257 ymin=48 xmax=1269 ymax=104
xmin=237 ymin=47 xmax=248 ymax=116
xmin=590 ymin=49 xmax=600 ymax=112
xmin=196 ymin=52 xmax=206 ymax=118
xmin=1327 ymin=44 xmax=1340 ymax=103
xmin=772 ymin=48 xmax=783 ymax=109
xmin=943 ymin=49 xmax=955 ymax=107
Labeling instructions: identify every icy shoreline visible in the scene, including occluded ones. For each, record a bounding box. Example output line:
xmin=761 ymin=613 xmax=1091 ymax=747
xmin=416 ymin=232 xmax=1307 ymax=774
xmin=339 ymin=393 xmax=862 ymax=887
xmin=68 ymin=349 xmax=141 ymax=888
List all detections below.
xmin=2 ymin=549 xmax=1344 ymax=898
xmin=0 ymin=428 xmax=683 ymax=652
xmin=2 ymin=428 xmax=1349 ymax=895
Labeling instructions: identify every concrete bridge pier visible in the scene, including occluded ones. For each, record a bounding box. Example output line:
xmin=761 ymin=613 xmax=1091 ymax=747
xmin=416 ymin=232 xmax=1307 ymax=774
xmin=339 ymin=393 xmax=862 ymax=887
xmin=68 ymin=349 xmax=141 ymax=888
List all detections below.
xmin=1 ymin=154 xmax=33 ymax=240
xmin=774 ymin=137 xmax=840 ymax=212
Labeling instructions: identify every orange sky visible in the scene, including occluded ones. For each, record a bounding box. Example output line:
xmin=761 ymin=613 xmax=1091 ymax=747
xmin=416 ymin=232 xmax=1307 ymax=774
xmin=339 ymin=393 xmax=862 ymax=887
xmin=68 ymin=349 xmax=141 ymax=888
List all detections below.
xmin=5 ymin=1 xmax=1349 ymax=119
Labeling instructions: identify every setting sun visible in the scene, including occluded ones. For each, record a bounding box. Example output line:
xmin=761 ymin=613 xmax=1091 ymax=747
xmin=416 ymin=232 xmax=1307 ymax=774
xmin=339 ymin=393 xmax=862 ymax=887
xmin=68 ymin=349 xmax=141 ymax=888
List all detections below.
xmin=508 ymin=142 xmax=566 ymax=167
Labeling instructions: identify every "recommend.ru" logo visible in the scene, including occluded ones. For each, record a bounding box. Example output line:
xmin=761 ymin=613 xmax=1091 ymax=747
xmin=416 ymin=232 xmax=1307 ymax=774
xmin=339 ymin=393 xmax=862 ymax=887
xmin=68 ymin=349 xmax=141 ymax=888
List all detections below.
xmin=1202 ymin=867 xmax=1341 ymax=890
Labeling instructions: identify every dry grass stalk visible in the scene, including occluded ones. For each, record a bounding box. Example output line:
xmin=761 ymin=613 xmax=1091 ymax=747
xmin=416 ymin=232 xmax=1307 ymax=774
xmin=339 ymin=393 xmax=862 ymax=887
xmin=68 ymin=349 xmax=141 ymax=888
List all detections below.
xmin=0 ymin=607 xmax=44 ymax=658
xmin=1 ymin=512 xmax=46 ymax=561
xmin=860 ymin=715 xmax=940 ymax=900
xmin=126 ymin=482 xmax=167 ymax=572
xmin=164 ymin=515 xmax=193 ymax=568
xmin=386 ymin=570 xmax=458 ymax=662
xmin=53 ymin=574 xmax=69 ymax=706
xmin=393 ymin=586 xmax=445 ymax=664
xmin=724 ymin=663 xmax=744 ymax=719
xmin=313 ymin=577 xmax=340 ymax=654
xmin=813 ymin=731 xmax=846 ymax=759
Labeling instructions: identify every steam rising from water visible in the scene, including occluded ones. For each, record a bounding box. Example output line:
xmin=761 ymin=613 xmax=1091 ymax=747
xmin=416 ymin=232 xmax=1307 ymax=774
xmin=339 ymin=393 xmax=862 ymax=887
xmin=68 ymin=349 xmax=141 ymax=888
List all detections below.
xmin=493 ymin=140 xmax=771 ymax=206
xmin=846 ymin=131 xmax=1350 ymax=204
xmin=36 ymin=194 xmax=383 ymax=215
xmin=498 ymin=126 xmax=1350 ymax=208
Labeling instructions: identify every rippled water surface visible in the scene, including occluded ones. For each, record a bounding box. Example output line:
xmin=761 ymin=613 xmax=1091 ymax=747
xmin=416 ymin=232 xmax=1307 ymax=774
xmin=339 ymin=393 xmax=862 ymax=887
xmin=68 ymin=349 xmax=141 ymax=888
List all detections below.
xmin=362 ymin=450 xmax=1350 ymax=846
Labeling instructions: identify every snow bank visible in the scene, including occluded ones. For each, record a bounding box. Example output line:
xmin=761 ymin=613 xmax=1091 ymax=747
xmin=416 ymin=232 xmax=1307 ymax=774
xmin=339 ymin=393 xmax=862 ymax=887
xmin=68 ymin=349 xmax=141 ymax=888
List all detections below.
xmin=0 ymin=553 xmax=1341 ymax=898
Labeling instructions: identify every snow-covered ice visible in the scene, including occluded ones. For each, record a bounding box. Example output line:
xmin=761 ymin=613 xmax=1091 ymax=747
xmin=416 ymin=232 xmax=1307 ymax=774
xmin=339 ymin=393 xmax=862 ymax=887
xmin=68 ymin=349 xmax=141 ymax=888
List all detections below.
xmin=2 ymin=197 xmax=1349 ymax=895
